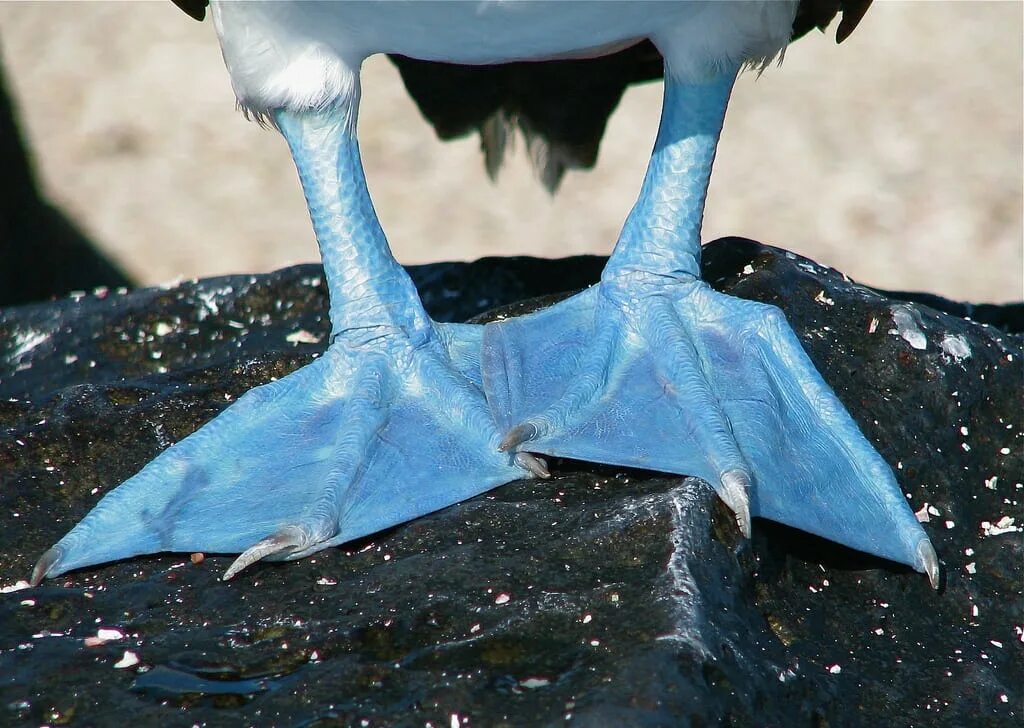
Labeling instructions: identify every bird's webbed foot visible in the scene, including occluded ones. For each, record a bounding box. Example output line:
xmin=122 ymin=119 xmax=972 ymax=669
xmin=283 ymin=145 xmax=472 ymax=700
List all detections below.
xmin=482 ymin=275 xmax=937 ymax=584
xmin=32 ymin=324 xmax=530 ymax=583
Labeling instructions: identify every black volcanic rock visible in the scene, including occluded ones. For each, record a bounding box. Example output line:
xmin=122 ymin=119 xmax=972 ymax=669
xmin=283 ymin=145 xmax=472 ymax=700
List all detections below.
xmin=0 ymin=239 xmax=1020 ymax=726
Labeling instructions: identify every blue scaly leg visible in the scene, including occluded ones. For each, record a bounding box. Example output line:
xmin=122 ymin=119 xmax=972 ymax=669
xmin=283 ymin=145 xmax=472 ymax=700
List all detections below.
xmin=32 ymin=98 xmax=535 ymax=583
xmin=482 ymin=69 xmax=939 ymax=586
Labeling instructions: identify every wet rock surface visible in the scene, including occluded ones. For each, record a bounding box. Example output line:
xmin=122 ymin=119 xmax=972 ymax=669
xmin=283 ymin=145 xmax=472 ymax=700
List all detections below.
xmin=1 ymin=238 xmax=1020 ymax=726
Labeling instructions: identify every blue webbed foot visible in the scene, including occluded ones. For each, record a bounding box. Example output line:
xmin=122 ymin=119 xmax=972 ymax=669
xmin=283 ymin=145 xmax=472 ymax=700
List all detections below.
xmin=30 ymin=98 xmax=548 ymax=584
xmin=32 ymin=323 xmax=530 ymax=583
xmin=482 ymin=277 xmax=938 ymax=586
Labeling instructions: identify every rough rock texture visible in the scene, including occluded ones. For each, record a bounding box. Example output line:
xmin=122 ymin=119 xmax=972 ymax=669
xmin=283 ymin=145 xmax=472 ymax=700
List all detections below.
xmin=1 ymin=240 xmax=1021 ymax=726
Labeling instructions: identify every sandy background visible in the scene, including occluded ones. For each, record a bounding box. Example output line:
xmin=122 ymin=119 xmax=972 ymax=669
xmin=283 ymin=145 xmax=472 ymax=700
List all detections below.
xmin=0 ymin=1 xmax=1021 ymax=303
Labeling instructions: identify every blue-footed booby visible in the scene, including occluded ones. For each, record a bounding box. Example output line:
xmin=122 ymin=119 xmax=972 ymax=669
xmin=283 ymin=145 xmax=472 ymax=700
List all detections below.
xmin=32 ymin=0 xmax=938 ymax=588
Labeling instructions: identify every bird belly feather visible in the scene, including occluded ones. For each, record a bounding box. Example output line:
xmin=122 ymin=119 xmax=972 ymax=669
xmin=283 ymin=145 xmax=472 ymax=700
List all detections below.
xmin=211 ymin=0 xmax=796 ymax=115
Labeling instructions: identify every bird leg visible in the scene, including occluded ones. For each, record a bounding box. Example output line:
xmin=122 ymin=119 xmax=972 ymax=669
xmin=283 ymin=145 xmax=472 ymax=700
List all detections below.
xmin=31 ymin=93 xmax=530 ymax=583
xmin=482 ymin=68 xmax=938 ymax=586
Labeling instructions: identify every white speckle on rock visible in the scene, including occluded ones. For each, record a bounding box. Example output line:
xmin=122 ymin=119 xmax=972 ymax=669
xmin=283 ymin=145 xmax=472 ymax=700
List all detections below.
xmin=519 ymin=677 xmax=551 ymax=689
xmin=114 ymin=650 xmax=140 ymax=669
xmin=889 ymin=305 xmax=927 ymax=350
xmin=915 ymin=503 xmax=931 ymax=522
xmin=982 ymin=517 xmax=1019 ymax=536
xmin=0 ymin=580 xmax=31 ymax=594
xmin=494 ymin=592 xmax=510 ymax=605
xmin=945 ymin=520 xmax=956 ymax=529
xmin=965 ymin=562 xmax=976 ymax=574
xmin=1000 ymin=447 xmax=1011 ymax=455
xmin=814 ymin=290 xmax=835 ymax=306
xmin=984 ymin=476 xmax=998 ymax=490
xmin=9 ymin=329 xmax=49 ymax=363
xmin=868 ymin=317 xmax=879 ymax=334
xmin=940 ymin=334 xmax=972 ymax=361
xmin=827 ymin=664 xmax=842 ymax=674
xmin=742 ymin=264 xmax=755 ymax=275
xmin=286 ymin=329 xmax=322 ymax=344
xmin=196 ymin=290 xmax=221 ymax=319
xmin=85 ymin=628 xmax=124 ymax=647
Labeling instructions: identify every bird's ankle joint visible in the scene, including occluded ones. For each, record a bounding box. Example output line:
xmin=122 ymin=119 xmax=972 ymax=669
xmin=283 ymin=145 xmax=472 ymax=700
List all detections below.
xmin=601 ymin=269 xmax=701 ymax=302
xmin=329 ymin=320 xmax=433 ymax=352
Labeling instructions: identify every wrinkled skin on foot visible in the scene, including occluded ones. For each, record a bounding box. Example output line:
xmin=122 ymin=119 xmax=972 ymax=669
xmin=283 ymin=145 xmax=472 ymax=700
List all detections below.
xmin=482 ymin=275 xmax=938 ymax=585
xmin=27 ymin=49 xmax=936 ymax=590
xmin=32 ymin=323 xmax=530 ymax=583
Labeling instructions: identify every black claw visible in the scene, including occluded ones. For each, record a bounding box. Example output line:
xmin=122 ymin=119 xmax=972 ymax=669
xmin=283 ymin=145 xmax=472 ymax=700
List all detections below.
xmin=222 ymin=527 xmax=308 ymax=581
xmin=918 ymin=540 xmax=941 ymax=590
xmin=719 ymin=469 xmax=752 ymax=539
xmin=515 ymin=452 xmax=550 ymax=478
xmin=499 ymin=422 xmax=539 ymax=452
xmin=30 ymin=547 xmax=62 ymax=587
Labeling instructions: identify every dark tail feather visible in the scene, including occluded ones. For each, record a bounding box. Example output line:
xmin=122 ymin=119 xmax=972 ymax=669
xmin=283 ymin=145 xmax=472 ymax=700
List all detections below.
xmin=791 ymin=0 xmax=873 ymax=43
xmin=390 ymin=1 xmax=873 ymax=191
xmin=389 ymin=42 xmax=663 ymax=192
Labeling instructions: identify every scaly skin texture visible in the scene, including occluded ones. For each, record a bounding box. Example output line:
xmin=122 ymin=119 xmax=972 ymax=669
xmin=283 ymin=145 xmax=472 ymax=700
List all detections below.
xmin=602 ymin=71 xmax=734 ymax=283
xmin=482 ymin=70 xmax=937 ymax=583
xmin=276 ymin=105 xmax=430 ymax=343
xmin=33 ymin=68 xmax=936 ymax=587
xmin=32 ymin=101 xmax=530 ymax=583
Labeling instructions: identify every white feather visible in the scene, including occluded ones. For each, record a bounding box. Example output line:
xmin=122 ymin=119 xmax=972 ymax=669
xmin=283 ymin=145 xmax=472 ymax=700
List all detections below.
xmin=210 ymin=0 xmax=798 ymax=116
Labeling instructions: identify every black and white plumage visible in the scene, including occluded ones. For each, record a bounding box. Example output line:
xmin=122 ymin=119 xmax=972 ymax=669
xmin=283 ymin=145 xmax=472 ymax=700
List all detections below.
xmin=389 ymin=0 xmax=869 ymax=189
xmin=176 ymin=0 xmax=869 ymax=190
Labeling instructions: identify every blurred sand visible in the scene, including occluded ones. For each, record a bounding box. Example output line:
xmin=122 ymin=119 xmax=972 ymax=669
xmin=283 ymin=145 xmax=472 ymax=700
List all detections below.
xmin=0 ymin=1 xmax=1020 ymax=302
